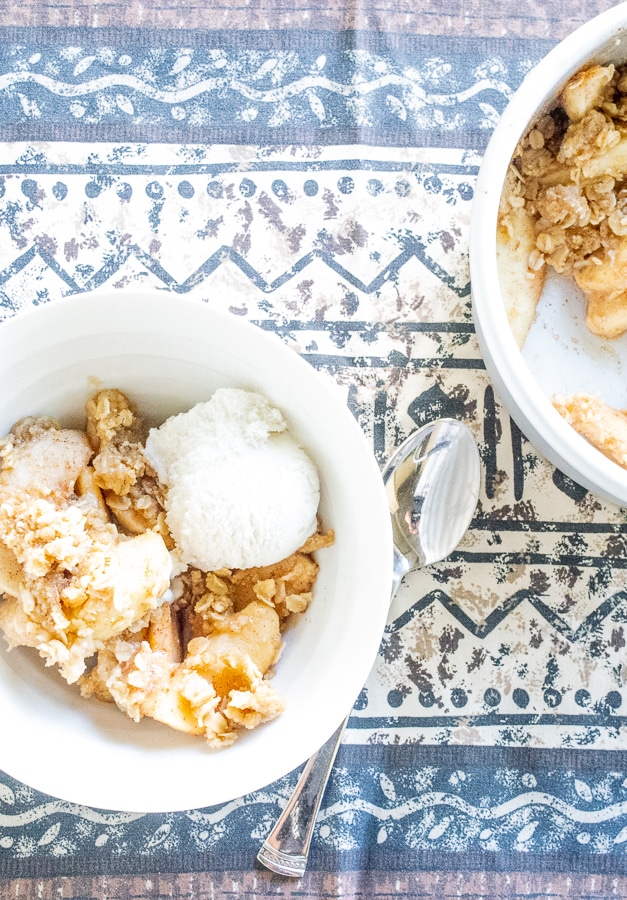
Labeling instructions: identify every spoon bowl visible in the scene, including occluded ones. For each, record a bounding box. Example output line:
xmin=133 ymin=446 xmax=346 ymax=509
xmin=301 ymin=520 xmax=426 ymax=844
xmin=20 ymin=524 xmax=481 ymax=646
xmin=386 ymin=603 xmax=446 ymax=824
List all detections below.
xmin=384 ymin=418 xmax=481 ymax=593
xmin=258 ymin=416 xmax=481 ymax=877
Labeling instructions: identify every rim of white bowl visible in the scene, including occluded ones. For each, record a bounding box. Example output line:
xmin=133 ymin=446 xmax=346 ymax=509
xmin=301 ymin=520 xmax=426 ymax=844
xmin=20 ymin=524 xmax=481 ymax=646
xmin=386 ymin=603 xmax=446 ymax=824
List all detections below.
xmin=470 ymin=1 xmax=627 ymax=508
xmin=0 ymin=290 xmax=394 ymax=811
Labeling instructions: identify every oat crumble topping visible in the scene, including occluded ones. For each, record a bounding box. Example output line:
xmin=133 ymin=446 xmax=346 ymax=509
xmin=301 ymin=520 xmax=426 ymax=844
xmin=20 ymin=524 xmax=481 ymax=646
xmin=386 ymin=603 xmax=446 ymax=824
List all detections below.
xmin=0 ymin=389 xmax=333 ymax=747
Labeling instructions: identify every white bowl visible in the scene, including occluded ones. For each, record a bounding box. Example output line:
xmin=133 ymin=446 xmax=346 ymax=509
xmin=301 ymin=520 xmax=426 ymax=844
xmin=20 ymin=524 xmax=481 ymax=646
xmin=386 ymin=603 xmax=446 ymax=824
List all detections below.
xmin=0 ymin=291 xmax=393 ymax=812
xmin=470 ymin=1 xmax=627 ymax=508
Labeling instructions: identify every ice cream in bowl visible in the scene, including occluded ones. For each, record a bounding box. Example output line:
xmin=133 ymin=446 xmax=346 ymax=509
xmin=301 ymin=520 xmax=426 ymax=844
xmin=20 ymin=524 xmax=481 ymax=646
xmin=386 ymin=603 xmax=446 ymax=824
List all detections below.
xmin=0 ymin=290 xmax=392 ymax=812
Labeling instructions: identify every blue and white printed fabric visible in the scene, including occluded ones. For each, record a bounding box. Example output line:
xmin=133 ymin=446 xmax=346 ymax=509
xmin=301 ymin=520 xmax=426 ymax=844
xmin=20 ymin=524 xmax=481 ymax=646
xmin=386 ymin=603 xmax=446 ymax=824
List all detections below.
xmin=1 ymin=26 xmax=627 ymax=878
xmin=0 ymin=29 xmax=536 ymax=147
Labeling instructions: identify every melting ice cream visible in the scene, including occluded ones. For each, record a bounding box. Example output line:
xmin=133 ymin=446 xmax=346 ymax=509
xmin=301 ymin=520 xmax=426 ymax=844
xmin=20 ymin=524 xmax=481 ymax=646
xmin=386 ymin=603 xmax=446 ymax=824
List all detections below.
xmin=145 ymin=388 xmax=321 ymax=572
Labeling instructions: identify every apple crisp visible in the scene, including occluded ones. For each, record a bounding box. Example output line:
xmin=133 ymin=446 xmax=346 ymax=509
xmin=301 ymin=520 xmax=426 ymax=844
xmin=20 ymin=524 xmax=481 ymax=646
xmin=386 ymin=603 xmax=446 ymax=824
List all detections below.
xmin=498 ymin=62 xmax=627 ymax=471
xmin=0 ymin=389 xmax=333 ymax=747
xmin=499 ymin=62 xmax=627 ymax=343
xmin=0 ymin=415 xmax=172 ymax=684
xmin=553 ymin=392 xmax=627 ymax=470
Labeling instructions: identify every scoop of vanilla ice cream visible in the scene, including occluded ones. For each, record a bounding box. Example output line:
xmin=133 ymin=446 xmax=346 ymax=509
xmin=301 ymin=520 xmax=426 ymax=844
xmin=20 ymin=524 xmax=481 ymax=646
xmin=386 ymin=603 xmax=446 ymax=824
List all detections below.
xmin=144 ymin=389 xmax=320 ymax=571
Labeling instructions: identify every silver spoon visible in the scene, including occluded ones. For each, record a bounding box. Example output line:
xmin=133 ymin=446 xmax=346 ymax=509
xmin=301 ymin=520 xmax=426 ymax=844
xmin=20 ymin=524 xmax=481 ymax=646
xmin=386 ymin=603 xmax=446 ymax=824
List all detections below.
xmin=257 ymin=417 xmax=481 ymax=877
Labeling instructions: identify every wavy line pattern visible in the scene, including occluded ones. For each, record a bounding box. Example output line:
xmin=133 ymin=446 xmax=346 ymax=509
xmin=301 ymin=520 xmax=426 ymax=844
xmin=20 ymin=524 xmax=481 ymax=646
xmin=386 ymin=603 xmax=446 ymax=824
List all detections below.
xmin=0 ymin=802 xmax=142 ymax=828
xmin=0 ymin=37 xmax=542 ymax=142
xmin=320 ymin=790 xmax=627 ymax=827
xmin=0 ymin=71 xmax=513 ymax=107
xmin=3 ymin=755 xmax=627 ymax=864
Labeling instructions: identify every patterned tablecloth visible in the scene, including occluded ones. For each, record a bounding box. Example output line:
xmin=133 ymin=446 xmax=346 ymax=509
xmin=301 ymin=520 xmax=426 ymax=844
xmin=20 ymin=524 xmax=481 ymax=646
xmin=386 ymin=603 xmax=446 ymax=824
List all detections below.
xmin=2 ymin=8 xmax=627 ymax=899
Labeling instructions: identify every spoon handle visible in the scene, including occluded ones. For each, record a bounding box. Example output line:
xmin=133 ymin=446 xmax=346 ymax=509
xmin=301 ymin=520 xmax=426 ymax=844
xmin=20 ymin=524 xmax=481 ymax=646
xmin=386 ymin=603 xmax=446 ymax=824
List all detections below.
xmin=256 ymin=717 xmax=347 ymax=876
xmin=258 ymin=552 xmax=409 ymax=877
